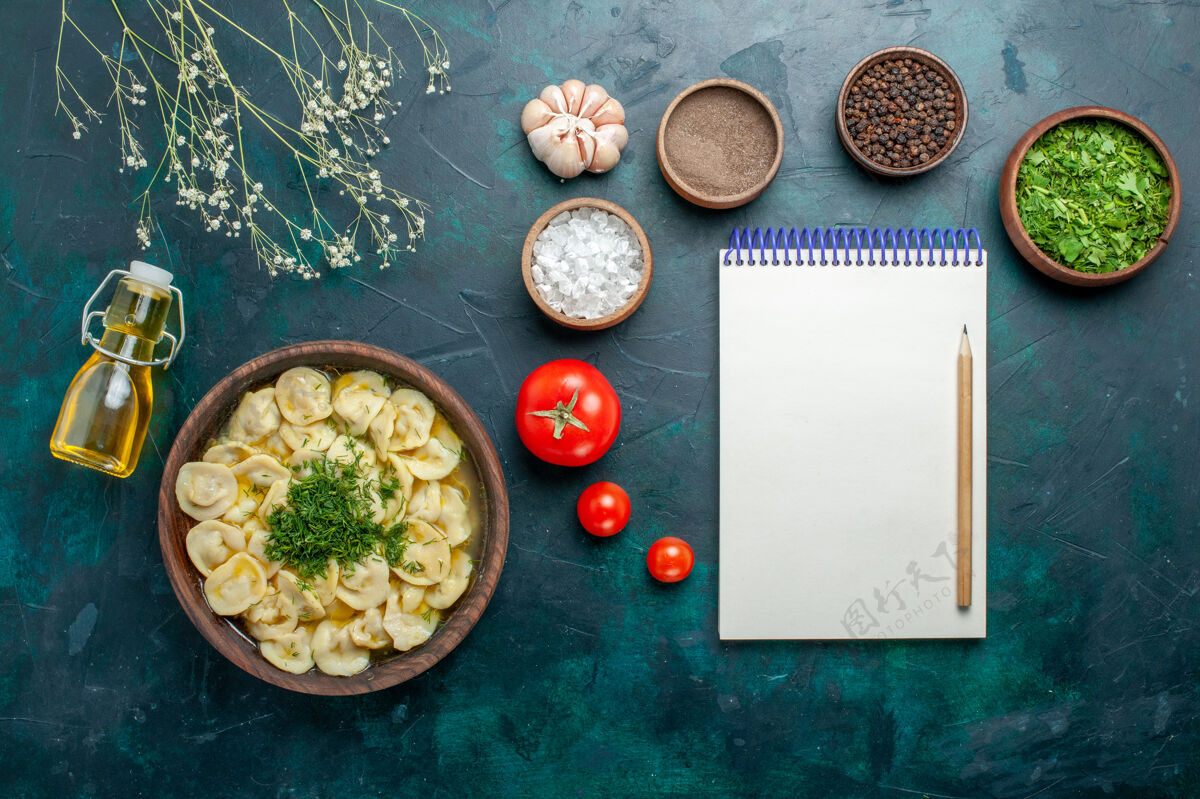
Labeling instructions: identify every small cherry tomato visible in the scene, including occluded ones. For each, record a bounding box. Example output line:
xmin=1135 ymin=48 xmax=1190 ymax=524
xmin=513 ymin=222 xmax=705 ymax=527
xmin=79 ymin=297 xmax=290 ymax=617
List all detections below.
xmin=577 ymin=482 xmax=631 ymax=537
xmin=646 ymin=537 xmax=694 ymax=583
xmin=515 ymin=359 xmax=621 ymax=467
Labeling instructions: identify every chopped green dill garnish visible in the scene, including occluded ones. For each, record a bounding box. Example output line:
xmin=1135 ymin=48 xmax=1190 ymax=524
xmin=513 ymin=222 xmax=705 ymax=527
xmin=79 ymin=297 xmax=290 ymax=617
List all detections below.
xmin=377 ymin=468 xmax=402 ymax=503
xmin=420 ymin=607 xmax=434 ymax=623
xmin=380 ymin=519 xmax=410 ymax=567
xmin=264 ymin=456 xmax=412 ymax=582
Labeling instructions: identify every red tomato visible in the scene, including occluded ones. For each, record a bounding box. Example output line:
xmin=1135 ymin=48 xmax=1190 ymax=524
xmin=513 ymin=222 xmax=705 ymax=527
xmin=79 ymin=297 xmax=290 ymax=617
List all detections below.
xmin=647 ymin=537 xmax=694 ymax=583
xmin=515 ymin=359 xmax=620 ymax=466
xmin=577 ymin=482 xmax=631 ymax=537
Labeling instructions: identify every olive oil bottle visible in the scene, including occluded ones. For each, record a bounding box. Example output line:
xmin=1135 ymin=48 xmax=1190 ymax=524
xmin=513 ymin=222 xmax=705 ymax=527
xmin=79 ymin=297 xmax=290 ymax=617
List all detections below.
xmin=50 ymin=261 xmax=185 ymax=478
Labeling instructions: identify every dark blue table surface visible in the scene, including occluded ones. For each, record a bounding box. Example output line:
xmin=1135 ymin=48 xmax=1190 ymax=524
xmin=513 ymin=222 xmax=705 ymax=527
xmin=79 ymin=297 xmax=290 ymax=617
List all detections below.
xmin=2 ymin=1 xmax=1198 ymax=796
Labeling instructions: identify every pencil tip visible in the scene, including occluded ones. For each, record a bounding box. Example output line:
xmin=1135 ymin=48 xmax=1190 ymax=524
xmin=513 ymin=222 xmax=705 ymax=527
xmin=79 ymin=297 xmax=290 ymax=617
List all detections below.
xmin=963 ymin=324 xmax=968 ymax=334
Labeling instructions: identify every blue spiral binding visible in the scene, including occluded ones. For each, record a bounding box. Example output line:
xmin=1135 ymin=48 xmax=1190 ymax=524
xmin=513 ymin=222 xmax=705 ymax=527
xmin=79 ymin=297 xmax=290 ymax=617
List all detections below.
xmin=725 ymin=227 xmax=984 ymax=267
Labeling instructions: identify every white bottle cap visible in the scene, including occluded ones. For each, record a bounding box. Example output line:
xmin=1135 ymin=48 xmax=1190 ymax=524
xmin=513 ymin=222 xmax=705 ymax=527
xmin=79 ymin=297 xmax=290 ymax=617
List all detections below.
xmin=129 ymin=260 xmax=174 ymax=289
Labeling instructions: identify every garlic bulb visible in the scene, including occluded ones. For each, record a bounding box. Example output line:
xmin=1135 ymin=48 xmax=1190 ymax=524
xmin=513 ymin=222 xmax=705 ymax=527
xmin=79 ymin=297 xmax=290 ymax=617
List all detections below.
xmin=521 ymin=79 xmax=627 ymax=178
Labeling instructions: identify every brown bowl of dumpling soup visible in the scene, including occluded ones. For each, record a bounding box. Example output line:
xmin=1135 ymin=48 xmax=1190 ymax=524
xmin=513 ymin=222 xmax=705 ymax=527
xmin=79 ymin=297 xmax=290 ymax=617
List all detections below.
xmin=159 ymin=341 xmax=509 ymax=695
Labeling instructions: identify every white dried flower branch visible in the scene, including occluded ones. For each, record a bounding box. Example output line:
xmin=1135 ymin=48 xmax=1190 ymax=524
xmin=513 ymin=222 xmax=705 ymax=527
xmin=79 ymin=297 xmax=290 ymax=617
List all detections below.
xmin=55 ymin=0 xmax=451 ymax=279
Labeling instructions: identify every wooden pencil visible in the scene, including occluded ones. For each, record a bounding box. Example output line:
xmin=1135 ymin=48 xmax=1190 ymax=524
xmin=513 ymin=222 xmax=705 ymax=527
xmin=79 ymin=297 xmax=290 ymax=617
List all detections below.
xmin=958 ymin=325 xmax=972 ymax=607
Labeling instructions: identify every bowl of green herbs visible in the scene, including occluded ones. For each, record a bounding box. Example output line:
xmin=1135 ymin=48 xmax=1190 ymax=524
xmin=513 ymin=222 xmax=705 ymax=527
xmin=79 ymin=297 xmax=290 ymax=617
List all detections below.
xmin=1000 ymin=106 xmax=1180 ymax=287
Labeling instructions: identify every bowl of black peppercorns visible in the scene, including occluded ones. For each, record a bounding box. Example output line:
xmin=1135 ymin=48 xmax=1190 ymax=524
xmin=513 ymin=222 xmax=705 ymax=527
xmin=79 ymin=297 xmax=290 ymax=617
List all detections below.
xmin=837 ymin=47 xmax=968 ymax=177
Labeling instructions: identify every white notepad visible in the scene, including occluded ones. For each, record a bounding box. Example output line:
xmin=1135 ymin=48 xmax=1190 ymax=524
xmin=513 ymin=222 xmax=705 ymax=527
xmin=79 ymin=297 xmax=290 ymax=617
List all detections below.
xmin=719 ymin=229 xmax=987 ymax=639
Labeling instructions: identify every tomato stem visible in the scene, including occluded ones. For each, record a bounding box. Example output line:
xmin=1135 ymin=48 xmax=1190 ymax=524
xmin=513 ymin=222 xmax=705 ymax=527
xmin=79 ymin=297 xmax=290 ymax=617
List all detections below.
xmin=527 ymin=388 xmax=590 ymax=439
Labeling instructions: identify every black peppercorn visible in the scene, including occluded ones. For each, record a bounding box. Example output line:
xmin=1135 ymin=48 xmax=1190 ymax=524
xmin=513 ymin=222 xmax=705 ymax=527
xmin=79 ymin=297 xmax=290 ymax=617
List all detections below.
xmin=844 ymin=56 xmax=959 ymax=169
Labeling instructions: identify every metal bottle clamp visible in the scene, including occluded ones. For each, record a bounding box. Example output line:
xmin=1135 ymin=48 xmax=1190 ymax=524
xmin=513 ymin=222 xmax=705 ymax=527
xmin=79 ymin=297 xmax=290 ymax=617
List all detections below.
xmin=79 ymin=269 xmax=187 ymax=369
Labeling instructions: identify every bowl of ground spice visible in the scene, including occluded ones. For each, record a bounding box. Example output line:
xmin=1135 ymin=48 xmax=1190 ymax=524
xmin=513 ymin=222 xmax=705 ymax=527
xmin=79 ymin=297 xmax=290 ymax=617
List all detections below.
xmin=1000 ymin=106 xmax=1180 ymax=287
xmin=837 ymin=47 xmax=967 ymax=177
xmin=656 ymin=78 xmax=784 ymax=209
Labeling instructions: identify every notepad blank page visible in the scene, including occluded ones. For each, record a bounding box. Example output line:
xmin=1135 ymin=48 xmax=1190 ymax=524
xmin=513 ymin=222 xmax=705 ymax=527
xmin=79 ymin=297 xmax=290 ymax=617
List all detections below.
xmin=718 ymin=253 xmax=986 ymax=639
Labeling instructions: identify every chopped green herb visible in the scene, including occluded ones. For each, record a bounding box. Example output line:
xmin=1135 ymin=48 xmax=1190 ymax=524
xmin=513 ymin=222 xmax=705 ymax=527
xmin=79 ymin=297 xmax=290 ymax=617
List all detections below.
xmin=377 ymin=470 xmax=401 ymax=503
xmin=264 ymin=456 xmax=412 ymax=582
xmin=1016 ymin=119 xmax=1171 ymax=273
xmin=420 ymin=607 xmax=434 ymax=623
xmin=380 ymin=519 xmax=410 ymax=567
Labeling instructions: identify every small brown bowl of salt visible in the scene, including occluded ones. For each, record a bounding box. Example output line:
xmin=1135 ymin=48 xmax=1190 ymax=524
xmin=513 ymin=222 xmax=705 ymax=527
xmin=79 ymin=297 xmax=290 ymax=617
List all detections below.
xmin=656 ymin=79 xmax=784 ymax=209
xmin=521 ymin=197 xmax=653 ymax=331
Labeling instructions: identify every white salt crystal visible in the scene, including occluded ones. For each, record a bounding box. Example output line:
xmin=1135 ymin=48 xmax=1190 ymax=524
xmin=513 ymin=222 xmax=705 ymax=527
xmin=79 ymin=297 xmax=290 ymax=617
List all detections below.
xmin=531 ymin=208 xmax=644 ymax=320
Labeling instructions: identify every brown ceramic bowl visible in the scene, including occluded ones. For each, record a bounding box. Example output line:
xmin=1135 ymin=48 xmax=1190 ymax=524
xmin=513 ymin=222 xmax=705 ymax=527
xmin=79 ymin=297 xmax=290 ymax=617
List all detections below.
xmin=656 ymin=78 xmax=784 ymax=209
xmin=157 ymin=341 xmax=509 ymax=695
xmin=521 ymin=197 xmax=653 ymax=331
xmin=836 ymin=47 xmax=968 ymax=177
xmin=999 ymin=106 xmax=1181 ymax=287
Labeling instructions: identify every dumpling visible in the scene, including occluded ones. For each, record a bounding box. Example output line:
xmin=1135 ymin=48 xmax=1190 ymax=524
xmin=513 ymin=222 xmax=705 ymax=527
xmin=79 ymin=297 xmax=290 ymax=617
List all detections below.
xmin=185 ymin=519 xmax=245 ymax=576
xmin=204 ymin=552 xmax=268 ymax=615
xmin=221 ymin=490 xmax=259 ymax=525
xmin=309 ymin=559 xmax=340 ymax=607
xmin=383 ymin=589 xmax=438 ymax=651
xmin=288 ymin=448 xmax=324 ymax=478
xmin=261 ymin=432 xmax=291 ymax=462
xmin=366 ymin=465 xmax=408 ymax=525
xmin=176 ymin=462 xmax=239 ymax=521
xmin=399 ymin=415 xmax=462 ymax=481
xmin=330 ymin=371 xmax=389 ymax=436
xmin=257 ymin=478 xmax=291 ymax=522
xmin=231 ymin=454 xmax=290 ymax=487
xmin=274 ymin=367 xmax=333 ymax=425
xmin=387 ymin=388 xmax=435 ymax=451
xmin=406 ymin=480 xmax=442 ymax=523
xmin=383 ymin=455 xmax=417 ymax=502
xmin=203 ymin=441 xmax=255 ymax=465
xmin=348 ymin=607 xmax=390 ymax=649
xmin=275 ymin=570 xmax=326 ymax=622
xmin=396 ymin=580 xmax=425 ymax=614
xmin=439 ymin=485 xmax=471 ymax=547
xmin=244 ymin=519 xmax=283 ymax=578
xmin=425 ymin=550 xmax=473 ymax=609
xmin=335 ymin=555 xmax=390 ymax=611
xmin=405 ymin=482 xmax=469 ymax=546
xmin=327 ymin=434 xmax=376 ymax=469
xmin=368 ymin=401 xmax=397 ymax=461
xmin=279 ymin=420 xmax=337 ymax=453
xmin=227 ymin=387 xmax=281 ymax=443
xmin=243 ymin=589 xmax=298 ymax=642
xmin=261 ymin=627 xmax=315 ymax=674
xmin=311 ymin=620 xmax=370 ymax=676
xmin=392 ymin=520 xmax=451 ymax=586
